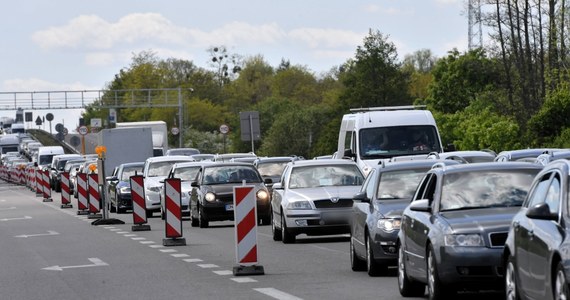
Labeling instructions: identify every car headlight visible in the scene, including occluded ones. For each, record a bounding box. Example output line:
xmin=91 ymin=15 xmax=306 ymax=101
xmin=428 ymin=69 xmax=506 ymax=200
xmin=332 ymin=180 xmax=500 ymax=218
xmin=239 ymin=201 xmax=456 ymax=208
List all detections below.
xmin=287 ymin=201 xmax=312 ymax=210
xmin=119 ymin=187 xmax=131 ymax=194
xmin=377 ymin=219 xmax=401 ymax=232
xmin=256 ymin=190 xmax=269 ymax=201
xmin=205 ymin=192 xmax=216 ymax=202
xmin=147 ymin=186 xmax=161 ymax=193
xmin=444 ymin=234 xmax=484 ymax=247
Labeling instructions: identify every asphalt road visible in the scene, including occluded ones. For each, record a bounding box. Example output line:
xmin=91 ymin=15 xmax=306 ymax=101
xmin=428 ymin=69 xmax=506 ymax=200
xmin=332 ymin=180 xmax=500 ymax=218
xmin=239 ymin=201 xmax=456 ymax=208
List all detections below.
xmin=0 ymin=179 xmax=504 ymax=300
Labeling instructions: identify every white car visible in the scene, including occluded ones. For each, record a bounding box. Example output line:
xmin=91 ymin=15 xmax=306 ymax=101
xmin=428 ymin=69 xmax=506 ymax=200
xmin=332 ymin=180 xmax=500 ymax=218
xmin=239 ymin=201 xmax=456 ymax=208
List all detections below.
xmin=159 ymin=161 xmax=205 ymax=220
xmin=142 ymin=156 xmax=195 ymax=218
xmin=270 ymin=159 xmax=365 ymax=243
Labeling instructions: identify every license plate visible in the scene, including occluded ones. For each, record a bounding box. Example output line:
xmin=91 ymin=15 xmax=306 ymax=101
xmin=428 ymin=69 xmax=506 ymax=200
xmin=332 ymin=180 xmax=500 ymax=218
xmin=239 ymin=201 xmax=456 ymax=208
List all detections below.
xmin=321 ymin=211 xmax=346 ymax=221
xmin=225 ymin=204 xmax=234 ymax=211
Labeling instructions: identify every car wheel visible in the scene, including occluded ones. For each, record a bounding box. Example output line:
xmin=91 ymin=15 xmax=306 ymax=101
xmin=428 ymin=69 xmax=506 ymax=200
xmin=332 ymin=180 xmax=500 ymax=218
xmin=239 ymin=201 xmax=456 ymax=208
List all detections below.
xmin=281 ymin=212 xmax=295 ymax=244
xmin=398 ymin=243 xmax=425 ymax=297
xmin=554 ymin=262 xmax=569 ymax=300
xmin=198 ymin=205 xmax=209 ymax=228
xmin=190 ymin=206 xmax=199 ymax=227
xmin=366 ymin=233 xmax=385 ymax=276
xmin=505 ymin=255 xmax=520 ymax=300
xmin=109 ymin=197 xmax=117 ymax=213
xmin=260 ymin=216 xmax=270 ymax=226
xmin=350 ymin=236 xmax=366 ymax=271
xmin=271 ymin=208 xmax=282 ymax=241
xmin=427 ymin=245 xmax=454 ymax=300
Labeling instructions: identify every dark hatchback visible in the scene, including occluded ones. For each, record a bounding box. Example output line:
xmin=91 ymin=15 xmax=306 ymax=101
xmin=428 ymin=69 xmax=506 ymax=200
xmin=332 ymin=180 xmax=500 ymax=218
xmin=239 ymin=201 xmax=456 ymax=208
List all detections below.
xmin=189 ymin=162 xmax=271 ymax=228
xmin=350 ymin=159 xmax=460 ymax=276
xmin=106 ymin=162 xmax=144 ymax=213
xmin=397 ymin=162 xmax=543 ymax=300
xmin=503 ymin=159 xmax=570 ymax=300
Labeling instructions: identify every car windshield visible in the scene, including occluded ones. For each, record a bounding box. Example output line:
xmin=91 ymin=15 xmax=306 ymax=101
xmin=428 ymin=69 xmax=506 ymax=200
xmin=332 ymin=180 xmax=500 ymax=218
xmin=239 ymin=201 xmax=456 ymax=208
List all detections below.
xmin=377 ymin=168 xmax=429 ymax=200
xmin=121 ymin=165 xmax=143 ymax=181
xmin=440 ymin=169 xmax=539 ymax=211
xmin=256 ymin=161 xmax=288 ymax=177
xmin=288 ymin=164 xmax=364 ymax=189
xmin=148 ymin=161 xmax=187 ymax=177
xmin=174 ymin=166 xmax=200 ymax=181
xmin=359 ymin=125 xmax=441 ymax=159
xmin=202 ymin=166 xmax=262 ymax=184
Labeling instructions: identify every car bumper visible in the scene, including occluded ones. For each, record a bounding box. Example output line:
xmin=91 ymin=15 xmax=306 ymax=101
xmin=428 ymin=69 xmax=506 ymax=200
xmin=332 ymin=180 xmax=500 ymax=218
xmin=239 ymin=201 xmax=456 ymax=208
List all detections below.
xmin=117 ymin=193 xmax=132 ymax=210
xmin=284 ymin=209 xmax=351 ymax=236
xmin=436 ymin=246 xmax=504 ymax=287
xmin=370 ymin=229 xmax=400 ymax=263
xmin=145 ymin=191 xmax=161 ymax=212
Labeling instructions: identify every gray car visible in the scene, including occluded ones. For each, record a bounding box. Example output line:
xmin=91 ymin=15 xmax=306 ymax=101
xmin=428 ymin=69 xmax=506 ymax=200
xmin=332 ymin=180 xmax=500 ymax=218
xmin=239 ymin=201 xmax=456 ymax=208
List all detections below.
xmin=397 ymin=162 xmax=542 ymax=299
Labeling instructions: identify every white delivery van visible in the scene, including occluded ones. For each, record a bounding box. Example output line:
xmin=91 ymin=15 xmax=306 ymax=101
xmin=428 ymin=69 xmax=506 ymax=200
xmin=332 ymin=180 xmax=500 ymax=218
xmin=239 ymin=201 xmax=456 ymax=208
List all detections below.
xmin=335 ymin=106 xmax=447 ymax=175
xmin=115 ymin=121 xmax=168 ymax=156
xmin=37 ymin=146 xmax=65 ymax=169
xmin=0 ymin=134 xmax=20 ymax=157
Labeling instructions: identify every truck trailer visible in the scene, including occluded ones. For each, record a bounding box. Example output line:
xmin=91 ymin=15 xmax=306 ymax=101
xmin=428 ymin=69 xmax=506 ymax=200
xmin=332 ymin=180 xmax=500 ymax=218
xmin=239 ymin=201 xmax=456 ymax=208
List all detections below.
xmin=115 ymin=121 xmax=168 ymax=156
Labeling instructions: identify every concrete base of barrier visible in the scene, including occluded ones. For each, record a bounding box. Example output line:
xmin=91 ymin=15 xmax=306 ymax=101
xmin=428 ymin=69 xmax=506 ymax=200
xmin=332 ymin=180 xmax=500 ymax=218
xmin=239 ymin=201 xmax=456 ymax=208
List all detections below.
xmin=77 ymin=210 xmax=90 ymax=215
xmin=87 ymin=213 xmax=102 ymax=219
xmin=163 ymin=237 xmax=186 ymax=246
xmin=35 ymin=192 xmax=42 ymax=197
xmin=132 ymin=224 xmax=151 ymax=231
xmin=60 ymin=204 xmax=73 ymax=209
xmin=233 ymin=265 xmax=265 ymax=276
xmin=91 ymin=218 xmax=126 ymax=226
xmin=42 ymin=198 xmax=53 ymax=202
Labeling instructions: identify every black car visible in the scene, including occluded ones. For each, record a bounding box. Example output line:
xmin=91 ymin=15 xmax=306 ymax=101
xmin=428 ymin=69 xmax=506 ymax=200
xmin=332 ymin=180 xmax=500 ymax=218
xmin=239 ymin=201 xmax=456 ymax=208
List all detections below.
xmin=106 ymin=162 xmax=144 ymax=213
xmin=253 ymin=156 xmax=302 ymax=190
xmin=397 ymin=162 xmax=542 ymax=299
xmin=350 ymin=159 xmax=460 ymax=276
xmin=189 ymin=162 xmax=271 ymax=228
xmin=503 ymin=159 xmax=570 ymax=300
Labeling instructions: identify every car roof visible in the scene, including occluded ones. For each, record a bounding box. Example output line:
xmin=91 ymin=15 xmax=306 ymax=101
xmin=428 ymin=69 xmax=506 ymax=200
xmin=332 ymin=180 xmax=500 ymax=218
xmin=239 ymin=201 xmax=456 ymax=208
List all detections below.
xmin=145 ymin=155 xmax=195 ymax=163
xmin=172 ymin=161 xmax=215 ymax=168
xmin=373 ymin=159 xmax=461 ymax=172
xmin=254 ymin=156 xmax=301 ymax=163
xmin=430 ymin=161 xmax=543 ymax=175
xmin=203 ymin=162 xmax=259 ymax=168
xmin=119 ymin=161 xmax=145 ymax=167
xmin=288 ymin=159 xmax=358 ymax=167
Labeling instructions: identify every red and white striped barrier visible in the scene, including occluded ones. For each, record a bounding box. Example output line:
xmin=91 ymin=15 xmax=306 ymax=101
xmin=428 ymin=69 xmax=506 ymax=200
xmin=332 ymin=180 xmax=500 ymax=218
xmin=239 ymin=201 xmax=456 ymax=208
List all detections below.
xmin=60 ymin=172 xmax=72 ymax=208
xmin=35 ymin=169 xmax=42 ymax=196
xmin=162 ymin=178 xmax=185 ymax=246
xmin=233 ymin=186 xmax=264 ymax=275
xmin=76 ymin=173 xmax=89 ymax=214
xmin=88 ymin=174 xmax=101 ymax=216
xmin=130 ymin=175 xmax=150 ymax=231
xmin=42 ymin=170 xmax=52 ymax=202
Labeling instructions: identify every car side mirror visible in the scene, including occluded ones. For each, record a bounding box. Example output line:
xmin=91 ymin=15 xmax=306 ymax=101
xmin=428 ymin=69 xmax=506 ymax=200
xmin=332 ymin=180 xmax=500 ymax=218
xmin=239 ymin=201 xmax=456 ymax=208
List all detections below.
xmin=272 ymin=182 xmax=283 ymax=190
xmin=343 ymin=148 xmax=355 ymax=159
xmin=409 ymin=199 xmax=432 ymax=213
xmin=352 ymin=191 xmax=370 ymax=203
xmin=444 ymin=143 xmax=456 ymax=152
xmin=526 ymin=203 xmax=558 ymax=221
xmin=191 ymin=181 xmax=199 ymax=187
xmin=106 ymin=176 xmax=118 ymax=182
xmin=264 ymin=178 xmax=273 ymax=185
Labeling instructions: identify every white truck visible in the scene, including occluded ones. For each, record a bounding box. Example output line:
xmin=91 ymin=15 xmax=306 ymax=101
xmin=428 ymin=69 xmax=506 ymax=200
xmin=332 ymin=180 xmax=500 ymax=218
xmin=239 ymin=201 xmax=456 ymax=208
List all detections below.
xmin=97 ymin=127 xmax=154 ymax=177
xmin=115 ymin=121 xmax=168 ymax=156
xmin=334 ymin=106 xmax=447 ymax=175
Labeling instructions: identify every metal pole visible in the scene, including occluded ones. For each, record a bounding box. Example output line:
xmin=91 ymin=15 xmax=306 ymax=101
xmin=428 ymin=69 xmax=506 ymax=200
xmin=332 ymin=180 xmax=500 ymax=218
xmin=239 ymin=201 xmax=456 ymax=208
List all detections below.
xmin=249 ymin=114 xmax=254 ymax=153
xmin=178 ymin=88 xmax=183 ymax=147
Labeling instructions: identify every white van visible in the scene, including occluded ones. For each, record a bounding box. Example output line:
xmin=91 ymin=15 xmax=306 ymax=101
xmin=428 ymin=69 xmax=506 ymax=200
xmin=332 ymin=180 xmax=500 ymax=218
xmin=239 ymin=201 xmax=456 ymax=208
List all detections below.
xmin=335 ymin=106 xmax=447 ymax=175
xmin=37 ymin=146 xmax=65 ymax=168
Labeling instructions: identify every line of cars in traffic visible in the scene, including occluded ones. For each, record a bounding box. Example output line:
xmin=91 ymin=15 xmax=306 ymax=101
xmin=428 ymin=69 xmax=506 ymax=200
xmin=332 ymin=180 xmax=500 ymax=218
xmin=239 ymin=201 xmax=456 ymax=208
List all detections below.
xmin=39 ymin=145 xmax=570 ymax=299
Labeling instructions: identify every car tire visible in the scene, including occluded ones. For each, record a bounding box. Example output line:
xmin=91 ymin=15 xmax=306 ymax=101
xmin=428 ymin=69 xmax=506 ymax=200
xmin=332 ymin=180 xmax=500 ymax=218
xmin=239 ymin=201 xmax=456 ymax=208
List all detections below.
xmin=427 ymin=245 xmax=454 ymax=300
xmin=505 ymin=254 xmax=520 ymax=300
xmin=271 ymin=208 xmax=282 ymax=241
xmin=554 ymin=262 xmax=569 ymax=300
xmin=198 ymin=205 xmax=209 ymax=228
xmin=398 ymin=243 xmax=425 ymax=297
xmin=281 ymin=212 xmax=295 ymax=244
xmin=366 ymin=233 xmax=385 ymax=276
xmin=260 ymin=216 xmax=270 ymax=226
xmin=190 ymin=204 xmax=199 ymax=227
xmin=350 ymin=236 xmax=366 ymax=271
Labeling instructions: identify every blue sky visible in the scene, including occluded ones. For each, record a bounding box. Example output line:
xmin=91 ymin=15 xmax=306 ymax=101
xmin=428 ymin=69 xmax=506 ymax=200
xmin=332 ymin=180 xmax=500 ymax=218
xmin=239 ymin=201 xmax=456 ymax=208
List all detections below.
xmin=0 ymin=0 xmax=467 ymax=131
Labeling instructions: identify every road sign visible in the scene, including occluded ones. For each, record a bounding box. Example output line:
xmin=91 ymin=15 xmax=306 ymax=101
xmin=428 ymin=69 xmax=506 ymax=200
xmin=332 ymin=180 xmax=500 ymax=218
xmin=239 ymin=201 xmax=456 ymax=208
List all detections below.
xmin=35 ymin=116 xmax=42 ymax=126
xmin=78 ymin=126 xmax=88 ymax=135
xmin=171 ymin=127 xmax=179 ymax=135
xmin=45 ymin=113 xmax=54 ymax=122
xmin=63 ymin=127 xmax=69 ymax=136
xmin=91 ymin=118 xmax=101 ymax=128
xmin=220 ymin=124 xmax=229 ymax=134
xmin=55 ymin=123 xmax=64 ymax=132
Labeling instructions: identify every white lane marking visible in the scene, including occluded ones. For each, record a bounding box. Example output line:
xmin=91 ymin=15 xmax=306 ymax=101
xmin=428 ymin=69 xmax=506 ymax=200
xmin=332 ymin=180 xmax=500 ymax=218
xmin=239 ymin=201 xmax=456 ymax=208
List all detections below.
xmin=0 ymin=216 xmax=32 ymax=221
xmin=42 ymin=258 xmax=108 ymax=271
xmin=15 ymin=230 xmax=59 ymax=238
xmin=213 ymin=270 xmax=233 ymax=275
xmin=197 ymin=264 xmax=219 ymax=269
xmin=309 ymin=244 xmax=347 ymax=255
xmin=132 ymin=237 xmax=146 ymax=241
xmin=116 ymin=231 xmax=129 ymax=234
xmin=123 ymin=234 xmax=137 ymax=237
xmin=149 ymin=245 xmax=164 ymax=248
xmin=0 ymin=206 xmax=17 ymax=211
xmin=171 ymin=254 xmax=190 ymax=258
xmin=102 ymin=226 xmax=115 ymax=229
xmin=184 ymin=258 xmax=203 ymax=263
xmin=231 ymin=277 xmax=257 ymax=283
xmin=109 ymin=229 xmax=122 ymax=231
xmin=140 ymin=241 xmax=155 ymax=244
xmin=160 ymin=249 xmax=177 ymax=253
xmin=254 ymin=288 xmax=303 ymax=300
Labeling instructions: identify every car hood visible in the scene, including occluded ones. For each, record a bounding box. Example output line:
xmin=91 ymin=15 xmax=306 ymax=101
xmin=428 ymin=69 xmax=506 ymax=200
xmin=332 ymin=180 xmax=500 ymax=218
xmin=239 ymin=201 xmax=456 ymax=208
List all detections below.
xmin=285 ymin=186 xmax=361 ymax=202
xmin=440 ymin=206 xmax=520 ymax=233
xmin=145 ymin=176 xmax=166 ymax=188
xmin=207 ymin=183 xmax=264 ymax=195
xmin=374 ymin=199 xmax=410 ymax=218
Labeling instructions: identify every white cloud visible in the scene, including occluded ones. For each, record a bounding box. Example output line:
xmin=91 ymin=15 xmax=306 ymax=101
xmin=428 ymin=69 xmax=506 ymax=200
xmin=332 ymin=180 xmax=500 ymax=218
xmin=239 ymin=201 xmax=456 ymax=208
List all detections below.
xmin=442 ymin=36 xmax=468 ymax=55
xmin=2 ymin=78 xmax=97 ymax=92
xmin=289 ymin=28 xmax=363 ymax=49
xmin=435 ymin=0 xmax=460 ymax=4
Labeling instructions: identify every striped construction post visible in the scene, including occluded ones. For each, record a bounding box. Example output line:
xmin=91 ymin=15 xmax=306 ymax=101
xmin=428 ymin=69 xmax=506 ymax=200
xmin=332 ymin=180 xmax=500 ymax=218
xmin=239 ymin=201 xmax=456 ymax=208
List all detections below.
xmin=232 ymin=186 xmax=264 ymax=276
xmin=60 ymin=172 xmax=72 ymax=208
xmin=76 ymin=173 xmax=89 ymax=215
xmin=162 ymin=178 xmax=186 ymax=246
xmin=42 ymin=170 xmax=52 ymax=202
xmin=88 ymin=173 xmax=101 ymax=219
xmin=35 ymin=169 xmax=42 ymax=196
xmin=130 ymin=175 xmax=150 ymax=231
